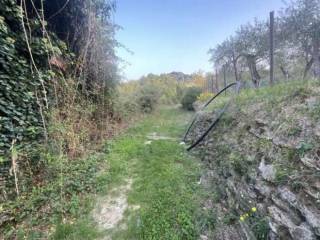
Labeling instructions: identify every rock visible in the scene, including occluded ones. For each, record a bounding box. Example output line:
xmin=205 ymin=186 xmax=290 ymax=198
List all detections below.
xmin=315 ymin=125 xmax=320 ymax=138
xmin=200 ymin=234 xmax=208 ymax=240
xmin=304 ymin=186 xmax=320 ymax=201
xmin=212 ymin=224 xmax=246 ymax=240
xmin=255 ymin=118 xmax=268 ymax=127
xmin=254 ymin=180 xmax=272 ymax=196
xmin=268 ymin=206 xmax=316 ymax=240
xmin=300 ymin=156 xmax=320 ymax=170
xmin=278 ymin=187 xmax=320 ymax=236
xmin=239 ymin=221 xmax=257 ymax=240
xmin=258 ymin=159 xmax=276 ymax=181
xmin=305 ymin=97 xmax=318 ymax=108
xmin=0 ymin=213 xmax=13 ymax=227
xmin=291 ymin=223 xmax=317 ymax=240
xmin=271 ymin=195 xmax=302 ymax=225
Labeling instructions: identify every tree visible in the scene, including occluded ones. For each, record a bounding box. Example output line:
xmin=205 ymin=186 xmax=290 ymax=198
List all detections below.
xmin=235 ymin=20 xmax=269 ymax=87
xmin=26 ymin=0 xmax=119 ymax=96
xmin=209 ymin=37 xmax=241 ymax=82
xmin=209 ymin=21 xmax=268 ymax=87
xmin=281 ymin=0 xmax=320 ymax=78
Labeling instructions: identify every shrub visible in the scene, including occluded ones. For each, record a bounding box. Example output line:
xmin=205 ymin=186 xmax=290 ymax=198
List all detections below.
xmin=136 ymin=85 xmax=160 ymax=113
xmin=114 ymin=93 xmax=140 ymax=120
xmin=197 ymin=92 xmax=215 ymax=102
xmin=181 ymin=87 xmax=202 ymax=110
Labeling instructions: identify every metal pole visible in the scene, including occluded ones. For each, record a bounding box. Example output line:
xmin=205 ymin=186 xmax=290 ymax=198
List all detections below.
xmin=269 ymin=11 xmax=275 ymax=85
xmin=215 ymin=69 xmax=219 ymax=93
xmin=223 ymin=65 xmax=227 ymax=96
xmin=211 ymin=74 xmax=214 ymax=93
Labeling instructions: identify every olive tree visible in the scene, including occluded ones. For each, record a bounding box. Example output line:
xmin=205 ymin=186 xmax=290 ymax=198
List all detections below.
xmin=209 ymin=37 xmax=241 ymax=82
xmin=235 ymin=20 xmax=269 ymax=87
xmin=281 ymin=0 xmax=320 ymax=78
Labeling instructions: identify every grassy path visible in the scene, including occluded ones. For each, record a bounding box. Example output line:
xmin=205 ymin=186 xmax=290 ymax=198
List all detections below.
xmin=53 ymin=106 xmax=213 ymax=240
xmin=103 ymin=106 xmax=208 ymax=239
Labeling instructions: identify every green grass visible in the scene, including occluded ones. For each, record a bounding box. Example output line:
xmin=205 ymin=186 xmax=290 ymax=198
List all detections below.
xmin=3 ymin=152 xmax=109 ymax=240
xmin=204 ymin=79 xmax=319 ymax=113
xmin=108 ymin=107 xmax=205 ymax=239
xmin=52 ymin=220 xmax=103 ymax=240
xmin=52 ymin=106 xmax=210 ymax=240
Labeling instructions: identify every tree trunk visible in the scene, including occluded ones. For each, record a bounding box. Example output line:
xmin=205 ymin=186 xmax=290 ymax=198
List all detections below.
xmin=232 ymin=55 xmax=239 ymax=82
xmin=246 ymin=55 xmax=261 ymax=88
xmin=280 ymin=66 xmax=290 ymax=80
xmin=303 ymin=58 xmax=313 ymax=79
xmin=215 ymin=69 xmax=219 ymax=93
xmin=312 ymin=40 xmax=320 ymax=78
xmin=211 ymin=74 xmax=215 ymax=93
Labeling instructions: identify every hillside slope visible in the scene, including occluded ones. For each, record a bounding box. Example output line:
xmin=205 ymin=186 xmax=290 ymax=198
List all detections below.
xmin=188 ymin=81 xmax=320 ymax=239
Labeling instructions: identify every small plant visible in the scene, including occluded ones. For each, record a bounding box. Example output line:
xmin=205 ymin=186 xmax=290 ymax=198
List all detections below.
xmin=287 ymin=126 xmax=302 ymax=137
xmin=291 ymin=180 xmax=305 ymax=192
xmin=251 ymin=218 xmax=269 ymax=240
xmin=223 ymin=212 xmax=238 ymax=225
xmin=211 ymin=189 xmax=223 ymax=202
xmin=310 ymin=103 xmax=320 ymax=120
xmin=197 ymin=208 xmax=216 ymax=232
xmin=229 ymin=153 xmax=247 ymax=176
xmin=181 ymin=87 xmax=202 ymax=111
xmin=239 ymin=207 xmax=257 ymax=222
xmin=297 ymin=142 xmax=313 ymax=157
xmin=275 ymin=167 xmax=290 ymax=184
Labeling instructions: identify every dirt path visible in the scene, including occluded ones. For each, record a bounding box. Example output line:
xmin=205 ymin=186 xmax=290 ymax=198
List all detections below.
xmin=93 ymin=179 xmax=133 ymax=233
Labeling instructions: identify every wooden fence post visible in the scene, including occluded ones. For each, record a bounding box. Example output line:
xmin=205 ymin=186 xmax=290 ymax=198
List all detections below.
xmin=215 ymin=69 xmax=219 ymax=93
xmin=269 ymin=11 xmax=275 ymax=85
xmin=223 ymin=65 xmax=227 ymax=96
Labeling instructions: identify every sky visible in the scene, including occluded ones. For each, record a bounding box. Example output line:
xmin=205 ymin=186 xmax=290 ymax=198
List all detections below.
xmin=115 ymin=0 xmax=285 ymax=80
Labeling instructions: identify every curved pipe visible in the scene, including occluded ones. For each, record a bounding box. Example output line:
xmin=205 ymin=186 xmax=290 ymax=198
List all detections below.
xmin=184 ymin=81 xmax=240 ymax=151
xmin=183 ymin=82 xmax=237 ymax=142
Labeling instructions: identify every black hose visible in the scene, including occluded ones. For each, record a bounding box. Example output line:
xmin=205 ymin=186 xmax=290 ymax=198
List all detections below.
xmin=183 ymin=83 xmax=237 ymax=142
xmin=184 ymin=81 xmax=241 ymax=151
xmin=183 ymin=82 xmax=237 ymax=142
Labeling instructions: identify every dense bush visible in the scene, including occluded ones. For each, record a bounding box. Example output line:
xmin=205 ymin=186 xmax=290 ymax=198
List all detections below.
xmin=136 ymin=85 xmax=160 ymax=113
xmin=113 ymin=93 xmax=140 ymax=120
xmin=115 ymin=81 xmax=162 ymax=117
xmin=181 ymin=87 xmax=202 ymax=110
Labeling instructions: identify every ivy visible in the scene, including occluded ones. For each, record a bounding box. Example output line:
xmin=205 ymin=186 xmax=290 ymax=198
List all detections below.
xmin=0 ymin=1 xmax=64 ymax=197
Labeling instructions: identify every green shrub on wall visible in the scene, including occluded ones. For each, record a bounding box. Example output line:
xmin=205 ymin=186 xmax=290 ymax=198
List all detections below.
xmin=1 ymin=3 xmax=43 ymax=156
xmin=0 ymin=1 xmax=67 ymax=198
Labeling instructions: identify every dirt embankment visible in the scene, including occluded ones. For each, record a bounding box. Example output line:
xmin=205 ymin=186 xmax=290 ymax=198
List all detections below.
xmin=189 ymin=84 xmax=320 ymax=240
